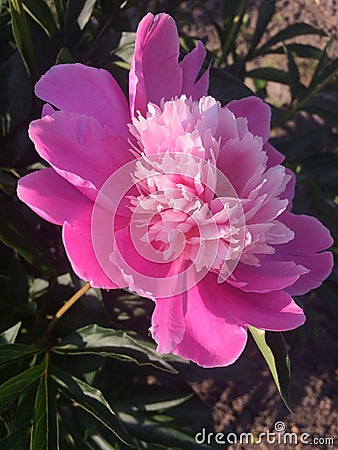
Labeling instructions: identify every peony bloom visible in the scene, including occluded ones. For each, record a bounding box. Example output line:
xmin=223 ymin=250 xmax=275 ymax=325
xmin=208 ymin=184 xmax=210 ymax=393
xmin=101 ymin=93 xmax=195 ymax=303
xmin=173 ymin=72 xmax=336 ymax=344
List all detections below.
xmin=18 ymin=13 xmax=333 ymax=367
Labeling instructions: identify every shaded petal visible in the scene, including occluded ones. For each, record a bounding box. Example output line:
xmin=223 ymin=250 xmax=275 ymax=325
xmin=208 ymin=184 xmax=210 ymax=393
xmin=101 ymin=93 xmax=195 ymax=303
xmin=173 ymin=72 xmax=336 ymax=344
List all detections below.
xmin=273 ymin=211 xmax=334 ymax=295
xmin=264 ymin=142 xmax=285 ymax=166
xmin=63 ymin=207 xmax=119 ymax=289
xmin=35 ymin=63 xmax=130 ymax=138
xmin=129 ymin=13 xmax=182 ymax=116
xmin=229 ymin=260 xmax=309 ymax=293
xmin=179 ymin=41 xmax=209 ymax=99
xmin=173 ymin=275 xmax=248 ymax=367
xmin=29 ymin=111 xmax=131 ymax=201
xmin=150 ymin=296 xmax=185 ymax=354
xmin=192 ymin=273 xmax=305 ymax=332
xmin=17 ymin=168 xmax=92 ymax=225
xmin=227 ymin=96 xmax=271 ymax=143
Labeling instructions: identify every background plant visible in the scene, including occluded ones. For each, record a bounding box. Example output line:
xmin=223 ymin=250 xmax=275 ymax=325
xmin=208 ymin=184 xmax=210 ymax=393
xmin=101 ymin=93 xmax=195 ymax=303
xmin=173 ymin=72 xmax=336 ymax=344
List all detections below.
xmin=0 ymin=1 xmax=336 ymax=448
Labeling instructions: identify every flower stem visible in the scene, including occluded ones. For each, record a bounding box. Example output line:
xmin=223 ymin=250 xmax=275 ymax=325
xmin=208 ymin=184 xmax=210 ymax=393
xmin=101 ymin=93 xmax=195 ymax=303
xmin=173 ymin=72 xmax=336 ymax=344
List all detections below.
xmin=43 ymin=282 xmax=91 ymax=347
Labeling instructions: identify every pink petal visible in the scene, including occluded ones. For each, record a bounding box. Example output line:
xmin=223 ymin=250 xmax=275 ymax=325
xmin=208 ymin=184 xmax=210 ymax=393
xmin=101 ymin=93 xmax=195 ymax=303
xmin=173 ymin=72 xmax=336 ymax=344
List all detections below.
xmin=227 ymin=96 xmax=271 ymax=144
xmin=129 ymin=13 xmax=182 ymax=116
xmin=274 ymin=211 xmax=334 ymax=295
xmin=264 ymin=142 xmax=285 ymax=166
xmin=63 ymin=207 xmax=119 ymax=289
xmin=191 ymin=273 xmax=305 ymax=332
xmin=41 ymin=103 xmax=55 ymax=117
xmin=173 ymin=276 xmax=248 ymax=367
xmin=28 ymin=111 xmax=131 ymax=201
xmin=17 ymin=168 xmax=92 ymax=225
xmin=179 ymin=41 xmax=209 ymax=99
xmin=229 ymin=260 xmax=309 ymax=293
xmin=150 ymin=296 xmax=185 ymax=354
xmin=35 ymin=63 xmax=130 ymax=138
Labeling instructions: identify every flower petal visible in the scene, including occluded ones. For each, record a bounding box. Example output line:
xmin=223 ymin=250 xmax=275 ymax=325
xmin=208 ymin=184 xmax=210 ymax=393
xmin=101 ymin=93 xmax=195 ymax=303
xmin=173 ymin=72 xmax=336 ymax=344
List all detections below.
xmin=229 ymin=260 xmax=309 ymax=293
xmin=179 ymin=41 xmax=209 ymax=99
xmin=129 ymin=13 xmax=182 ymax=116
xmin=172 ymin=276 xmax=248 ymax=367
xmin=29 ymin=111 xmax=131 ymax=201
xmin=63 ymin=207 xmax=119 ymax=289
xmin=150 ymin=296 xmax=185 ymax=354
xmin=17 ymin=168 xmax=92 ymax=225
xmin=274 ymin=211 xmax=334 ymax=295
xmin=198 ymin=273 xmax=305 ymax=332
xmin=35 ymin=63 xmax=130 ymax=138
xmin=227 ymin=96 xmax=271 ymax=143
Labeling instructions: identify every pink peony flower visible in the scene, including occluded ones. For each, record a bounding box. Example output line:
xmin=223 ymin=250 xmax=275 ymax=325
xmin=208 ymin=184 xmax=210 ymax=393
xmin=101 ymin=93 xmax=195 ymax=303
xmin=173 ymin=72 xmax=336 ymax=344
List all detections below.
xmin=17 ymin=13 xmax=333 ymax=367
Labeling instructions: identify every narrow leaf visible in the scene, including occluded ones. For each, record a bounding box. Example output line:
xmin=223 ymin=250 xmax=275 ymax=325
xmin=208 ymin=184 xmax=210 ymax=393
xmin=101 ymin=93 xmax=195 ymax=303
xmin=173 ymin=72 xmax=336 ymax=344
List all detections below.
xmin=52 ymin=368 xmax=135 ymax=447
xmin=0 ymin=344 xmax=41 ymax=367
xmin=22 ymin=0 xmax=58 ymax=36
xmin=246 ymin=67 xmax=290 ymax=84
xmin=255 ymin=23 xmax=326 ymax=56
xmin=285 ymin=45 xmax=301 ymax=101
xmin=53 ymin=324 xmax=180 ymax=373
xmin=249 ymin=326 xmax=291 ymax=410
xmin=249 ymin=0 xmax=276 ymax=53
xmin=30 ymin=368 xmax=59 ymax=450
xmin=0 ymin=363 xmax=44 ymax=411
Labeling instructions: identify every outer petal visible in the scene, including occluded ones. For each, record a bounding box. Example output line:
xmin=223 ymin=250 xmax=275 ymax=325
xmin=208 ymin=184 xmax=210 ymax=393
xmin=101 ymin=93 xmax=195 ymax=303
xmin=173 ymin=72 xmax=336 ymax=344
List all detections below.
xmin=35 ymin=63 xmax=130 ymax=139
xmin=229 ymin=260 xmax=309 ymax=293
xmin=129 ymin=13 xmax=182 ymax=116
xmin=196 ymin=273 xmax=305 ymax=332
xmin=274 ymin=211 xmax=334 ymax=295
xmin=29 ymin=111 xmax=131 ymax=201
xmin=173 ymin=276 xmax=248 ymax=367
xmin=227 ymin=96 xmax=271 ymax=144
xmin=150 ymin=296 xmax=185 ymax=354
xmin=179 ymin=41 xmax=209 ymax=99
xmin=17 ymin=168 xmax=92 ymax=225
xmin=264 ymin=142 xmax=285 ymax=166
xmin=63 ymin=207 xmax=119 ymax=289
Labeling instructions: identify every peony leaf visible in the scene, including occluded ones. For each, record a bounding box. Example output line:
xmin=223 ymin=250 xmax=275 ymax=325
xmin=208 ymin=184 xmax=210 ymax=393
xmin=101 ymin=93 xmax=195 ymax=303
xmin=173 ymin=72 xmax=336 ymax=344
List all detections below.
xmin=30 ymin=358 xmax=59 ymax=450
xmin=0 ymin=344 xmax=41 ymax=368
xmin=246 ymin=67 xmax=290 ymax=84
xmin=254 ymin=23 xmax=326 ymax=57
xmin=248 ymin=0 xmax=275 ymax=55
xmin=249 ymin=326 xmax=292 ymax=410
xmin=53 ymin=324 xmax=182 ymax=373
xmin=51 ymin=368 xmax=135 ymax=447
xmin=0 ymin=362 xmax=44 ymax=411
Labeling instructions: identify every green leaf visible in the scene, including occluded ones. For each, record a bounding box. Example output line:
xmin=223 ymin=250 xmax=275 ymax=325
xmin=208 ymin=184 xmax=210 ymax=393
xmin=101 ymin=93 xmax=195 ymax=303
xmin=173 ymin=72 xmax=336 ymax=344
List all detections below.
xmin=52 ymin=368 xmax=135 ymax=447
xmin=0 ymin=363 xmax=44 ymax=411
xmin=255 ymin=23 xmax=326 ymax=57
xmin=0 ymin=322 xmax=21 ymax=344
xmin=119 ymin=412 xmax=210 ymax=450
xmin=265 ymin=43 xmax=322 ymax=59
xmin=22 ymin=0 xmax=58 ymax=36
xmin=249 ymin=0 xmax=275 ymax=54
xmin=9 ymin=0 xmax=38 ymax=79
xmin=309 ymin=40 xmax=332 ymax=89
xmin=246 ymin=67 xmax=290 ymax=84
xmin=285 ymin=45 xmax=301 ymax=101
xmin=0 ymin=344 xmax=41 ymax=367
xmin=53 ymin=324 xmax=180 ymax=373
xmin=30 ymin=366 xmax=59 ymax=450
xmin=249 ymin=326 xmax=291 ymax=410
